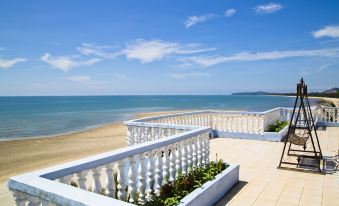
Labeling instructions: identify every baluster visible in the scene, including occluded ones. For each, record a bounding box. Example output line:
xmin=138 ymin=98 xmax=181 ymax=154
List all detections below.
xmin=197 ymin=136 xmax=203 ymax=166
xmin=187 ymin=138 xmax=193 ymax=172
xmin=104 ymin=163 xmax=115 ymax=197
xmin=205 ymin=134 xmax=210 ymax=163
xmin=169 ymin=144 xmax=177 ymax=181
xmin=182 ymin=140 xmax=188 ymax=175
xmin=163 ymin=145 xmax=170 ymax=184
xmin=175 ymin=142 xmax=182 ymax=176
xmin=132 ymin=127 xmax=137 ymax=145
xmin=128 ymin=156 xmax=137 ymax=203
xmin=127 ymin=126 xmax=133 ymax=146
xmin=117 ymin=159 xmax=127 ymax=201
xmin=201 ymin=135 xmax=206 ymax=165
xmin=161 ymin=127 xmax=167 ymax=138
xmin=146 ymin=151 xmax=156 ymax=200
xmin=91 ymin=166 xmax=103 ymax=194
xmin=11 ymin=190 xmax=27 ymax=206
xmin=193 ymin=137 xmax=198 ymax=167
xmin=76 ymin=170 xmax=89 ymax=190
xmin=59 ymin=175 xmax=73 ymax=185
xmin=154 ymin=148 xmax=164 ymax=194
xmin=138 ymin=153 xmax=147 ymax=204
xmin=28 ymin=195 xmax=41 ymax=206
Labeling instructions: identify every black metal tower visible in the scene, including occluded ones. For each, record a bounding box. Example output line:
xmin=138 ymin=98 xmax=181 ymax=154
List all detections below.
xmin=278 ymin=78 xmax=323 ymax=172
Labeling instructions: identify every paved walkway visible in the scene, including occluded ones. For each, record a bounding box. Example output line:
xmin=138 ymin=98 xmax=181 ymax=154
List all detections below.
xmin=1 ymin=128 xmax=338 ymax=206
xmin=213 ymin=127 xmax=339 ymax=206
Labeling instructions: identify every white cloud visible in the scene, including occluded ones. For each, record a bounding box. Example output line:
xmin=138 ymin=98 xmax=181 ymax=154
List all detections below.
xmin=180 ymin=48 xmax=339 ymax=67
xmin=254 ymin=2 xmax=283 ymax=14
xmin=184 ymin=13 xmax=219 ymax=28
xmin=300 ymin=64 xmax=330 ymax=76
xmin=121 ymin=39 xmax=215 ymax=63
xmin=41 ymin=53 xmax=100 ymax=72
xmin=63 ymin=75 xmax=91 ymax=82
xmin=167 ymin=72 xmax=210 ymax=80
xmin=312 ymin=26 xmax=339 ymax=39
xmin=225 ymin=9 xmax=236 ymax=17
xmin=77 ymin=43 xmax=118 ymax=58
xmin=0 ymin=58 xmax=27 ymax=69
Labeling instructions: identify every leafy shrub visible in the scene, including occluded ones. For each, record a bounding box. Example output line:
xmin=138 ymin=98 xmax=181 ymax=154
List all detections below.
xmin=144 ymin=157 xmax=228 ymax=206
xmin=265 ymin=120 xmax=289 ymax=132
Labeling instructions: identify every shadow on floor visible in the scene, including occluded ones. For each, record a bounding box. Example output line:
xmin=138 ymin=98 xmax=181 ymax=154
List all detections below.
xmin=214 ymin=180 xmax=248 ymax=206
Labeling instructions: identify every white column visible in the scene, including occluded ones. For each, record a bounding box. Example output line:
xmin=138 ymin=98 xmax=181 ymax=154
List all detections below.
xmin=201 ymin=136 xmax=206 ymax=165
xmin=169 ymin=144 xmax=177 ymax=181
xmin=128 ymin=156 xmax=137 ymax=203
xmin=117 ymin=159 xmax=127 ymax=200
xmin=175 ymin=142 xmax=182 ymax=176
xmin=187 ymin=138 xmax=193 ymax=172
xmin=104 ymin=163 xmax=115 ymax=197
xmin=11 ymin=190 xmax=27 ymax=206
xmin=154 ymin=148 xmax=164 ymax=194
xmin=192 ymin=137 xmax=198 ymax=167
xmin=197 ymin=136 xmax=203 ymax=166
xmin=138 ymin=153 xmax=147 ymax=204
xmin=91 ymin=167 xmax=103 ymax=194
xmin=146 ymin=151 xmax=156 ymax=200
xmin=162 ymin=145 xmax=170 ymax=184
xmin=204 ymin=134 xmax=210 ymax=164
xmin=76 ymin=170 xmax=89 ymax=190
xmin=182 ymin=140 xmax=188 ymax=175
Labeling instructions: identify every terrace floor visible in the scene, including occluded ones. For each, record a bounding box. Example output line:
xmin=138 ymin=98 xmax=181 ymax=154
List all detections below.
xmin=212 ymin=127 xmax=339 ymax=206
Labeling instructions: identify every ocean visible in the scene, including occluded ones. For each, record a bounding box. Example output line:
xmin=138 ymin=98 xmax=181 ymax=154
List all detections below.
xmin=0 ymin=95 xmax=316 ymax=140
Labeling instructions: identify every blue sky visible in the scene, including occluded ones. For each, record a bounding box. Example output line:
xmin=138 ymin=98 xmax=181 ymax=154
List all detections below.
xmin=1 ymin=0 xmax=339 ymax=95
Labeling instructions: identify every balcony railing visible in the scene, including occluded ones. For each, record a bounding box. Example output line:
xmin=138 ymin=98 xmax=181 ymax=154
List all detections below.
xmin=8 ymin=125 xmax=211 ymax=206
xmin=125 ymin=108 xmax=290 ymax=145
xmin=316 ymin=106 xmax=339 ymax=126
xmin=8 ymin=106 xmax=338 ymax=206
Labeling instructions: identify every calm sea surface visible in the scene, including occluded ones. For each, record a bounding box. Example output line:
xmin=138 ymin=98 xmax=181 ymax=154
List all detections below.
xmin=0 ymin=95 xmax=316 ymax=140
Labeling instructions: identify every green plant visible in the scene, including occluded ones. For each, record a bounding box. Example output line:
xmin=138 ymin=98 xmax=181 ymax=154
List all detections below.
xmin=143 ymin=157 xmax=228 ymax=206
xmin=265 ymin=120 xmax=289 ymax=132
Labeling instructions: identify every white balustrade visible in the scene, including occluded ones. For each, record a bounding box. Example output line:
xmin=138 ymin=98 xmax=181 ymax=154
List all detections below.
xmin=14 ymin=107 xmax=332 ymax=206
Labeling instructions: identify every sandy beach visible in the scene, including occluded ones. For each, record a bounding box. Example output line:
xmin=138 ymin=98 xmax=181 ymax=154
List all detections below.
xmin=0 ymin=110 xmax=189 ymax=205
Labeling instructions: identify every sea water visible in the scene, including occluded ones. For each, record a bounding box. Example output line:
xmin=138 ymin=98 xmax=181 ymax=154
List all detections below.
xmin=0 ymin=95 xmax=316 ymax=140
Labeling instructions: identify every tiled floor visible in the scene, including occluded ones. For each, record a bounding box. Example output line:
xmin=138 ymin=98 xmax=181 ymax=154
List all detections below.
xmin=213 ymin=127 xmax=339 ymax=206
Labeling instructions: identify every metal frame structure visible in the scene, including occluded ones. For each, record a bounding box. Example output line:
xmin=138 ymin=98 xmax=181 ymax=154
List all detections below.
xmin=278 ymin=78 xmax=323 ymax=172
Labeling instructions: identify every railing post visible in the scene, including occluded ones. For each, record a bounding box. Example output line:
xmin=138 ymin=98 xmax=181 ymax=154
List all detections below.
xmin=138 ymin=153 xmax=147 ymax=204
xmin=76 ymin=170 xmax=89 ymax=190
xmin=117 ymin=159 xmax=127 ymax=201
xmin=128 ymin=156 xmax=137 ymax=203
xmin=154 ymin=148 xmax=163 ymax=194
xmin=104 ymin=163 xmax=115 ymax=197
xmin=169 ymin=144 xmax=176 ymax=182
xmin=146 ymin=151 xmax=156 ymax=200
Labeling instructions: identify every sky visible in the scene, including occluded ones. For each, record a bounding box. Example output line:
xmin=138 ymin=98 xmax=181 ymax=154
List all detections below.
xmin=1 ymin=0 xmax=339 ymax=95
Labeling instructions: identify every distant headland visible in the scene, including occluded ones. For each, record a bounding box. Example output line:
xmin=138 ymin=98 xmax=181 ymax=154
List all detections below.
xmin=232 ymin=88 xmax=339 ymax=98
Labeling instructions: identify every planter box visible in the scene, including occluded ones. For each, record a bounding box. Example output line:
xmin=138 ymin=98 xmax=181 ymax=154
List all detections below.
xmin=215 ymin=125 xmax=289 ymax=142
xmin=179 ymin=163 xmax=239 ymax=206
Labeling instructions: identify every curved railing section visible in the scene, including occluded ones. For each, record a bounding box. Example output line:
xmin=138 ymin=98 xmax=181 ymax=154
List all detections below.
xmin=125 ymin=108 xmax=291 ymax=145
xmin=8 ymin=125 xmax=211 ymax=205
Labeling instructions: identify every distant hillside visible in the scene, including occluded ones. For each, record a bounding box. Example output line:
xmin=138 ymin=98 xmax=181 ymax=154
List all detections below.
xmin=231 ymin=91 xmax=271 ymax=95
xmin=232 ymin=87 xmax=339 ymax=98
xmin=323 ymin=88 xmax=339 ymax=94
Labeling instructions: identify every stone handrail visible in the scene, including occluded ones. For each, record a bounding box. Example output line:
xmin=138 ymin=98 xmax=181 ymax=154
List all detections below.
xmin=8 ymin=126 xmax=211 ymax=205
xmin=125 ymin=108 xmax=286 ymax=145
xmin=316 ymin=106 xmax=339 ymax=125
